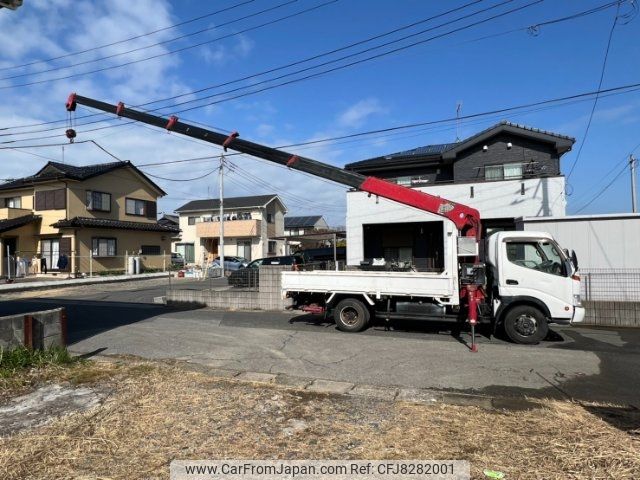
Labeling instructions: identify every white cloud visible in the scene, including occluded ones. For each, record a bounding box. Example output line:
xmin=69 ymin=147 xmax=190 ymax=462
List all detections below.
xmin=337 ymin=98 xmax=387 ymax=128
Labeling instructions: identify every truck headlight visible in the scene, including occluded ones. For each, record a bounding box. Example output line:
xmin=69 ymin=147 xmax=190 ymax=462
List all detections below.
xmin=573 ymin=294 xmax=582 ymax=307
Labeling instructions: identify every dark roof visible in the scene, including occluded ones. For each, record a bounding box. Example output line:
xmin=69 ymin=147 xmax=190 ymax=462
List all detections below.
xmin=0 ymin=160 xmax=167 ymax=195
xmin=175 ymin=194 xmax=280 ymax=212
xmin=158 ymin=214 xmax=179 ymax=226
xmin=345 ymin=120 xmax=575 ymax=171
xmin=0 ymin=214 xmax=40 ymax=234
xmin=285 ymin=215 xmax=324 ymax=228
xmin=51 ymin=217 xmax=179 ymax=233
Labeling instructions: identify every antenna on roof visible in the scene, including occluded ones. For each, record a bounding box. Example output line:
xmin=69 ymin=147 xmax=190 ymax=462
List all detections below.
xmin=455 ymin=101 xmax=463 ymax=142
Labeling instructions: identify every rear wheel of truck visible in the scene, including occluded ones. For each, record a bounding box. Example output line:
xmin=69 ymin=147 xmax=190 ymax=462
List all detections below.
xmin=334 ymin=298 xmax=370 ymax=332
xmin=503 ymin=305 xmax=548 ymax=345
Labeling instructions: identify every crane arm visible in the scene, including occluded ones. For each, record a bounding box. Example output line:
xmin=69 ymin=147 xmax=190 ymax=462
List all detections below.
xmin=66 ymin=93 xmax=481 ymax=239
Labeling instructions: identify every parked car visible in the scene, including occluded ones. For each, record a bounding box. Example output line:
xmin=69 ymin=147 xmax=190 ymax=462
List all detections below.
xmin=211 ymin=256 xmax=248 ymax=271
xmin=171 ymin=252 xmax=185 ymax=267
xmin=228 ymin=255 xmax=304 ymax=287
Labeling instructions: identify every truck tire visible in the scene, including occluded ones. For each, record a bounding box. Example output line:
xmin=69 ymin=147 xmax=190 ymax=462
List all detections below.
xmin=334 ymin=298 xmax=370 ymax=332
xmin=503 ymin=305 xmax=549 ymax=345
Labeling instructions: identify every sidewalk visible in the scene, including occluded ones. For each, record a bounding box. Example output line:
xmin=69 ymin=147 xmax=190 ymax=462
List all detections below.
xmin=0 ymin=272 xmax=171 ymax=294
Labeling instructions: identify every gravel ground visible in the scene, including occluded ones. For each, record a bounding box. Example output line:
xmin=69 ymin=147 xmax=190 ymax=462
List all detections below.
xmin=1 ymin=359 xmax=638 ymax=480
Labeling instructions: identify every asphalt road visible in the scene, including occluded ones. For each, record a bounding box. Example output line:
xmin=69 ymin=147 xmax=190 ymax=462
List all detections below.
xmin=1 ymin=278 xmax=639 ymax=408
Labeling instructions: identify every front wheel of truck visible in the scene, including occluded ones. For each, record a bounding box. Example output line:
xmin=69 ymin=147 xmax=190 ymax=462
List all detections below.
xmin=503 ymin=305 xmax=549 ymax=344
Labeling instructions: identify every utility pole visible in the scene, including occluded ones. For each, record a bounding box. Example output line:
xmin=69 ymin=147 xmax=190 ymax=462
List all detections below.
xmin=218 ymin=154 xmax=225 ymax=277
xmin=631 ymin=154 xmax=638 ymax=213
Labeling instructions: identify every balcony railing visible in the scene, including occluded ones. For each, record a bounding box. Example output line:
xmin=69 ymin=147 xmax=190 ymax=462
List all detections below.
xmin=196 ymin=219 xmax=261 ymax=238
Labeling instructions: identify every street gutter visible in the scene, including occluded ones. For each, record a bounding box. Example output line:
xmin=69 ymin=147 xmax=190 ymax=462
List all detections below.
xmin=0 ymin=272 xmax=172 ymax=294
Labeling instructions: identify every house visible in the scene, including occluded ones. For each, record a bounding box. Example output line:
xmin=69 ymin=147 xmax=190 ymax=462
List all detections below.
xmin=284 ymin=215 xmax=329 ymax=236
xmin=174 ymin=194 xmax=287 ymax=264
xmin=343 ymin=121 xmax=575 ymax=265
xmin=0 ymin=160 xmax=178 ymax=276
xmin=158 ymin=214 xmax=181 ymax=252
xmin=283 ymin=215 xmax=330 ymax=251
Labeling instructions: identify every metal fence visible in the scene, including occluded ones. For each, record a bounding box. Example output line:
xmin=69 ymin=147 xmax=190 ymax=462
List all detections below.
xmin=580 ymin=269 xmax=640 ymax=302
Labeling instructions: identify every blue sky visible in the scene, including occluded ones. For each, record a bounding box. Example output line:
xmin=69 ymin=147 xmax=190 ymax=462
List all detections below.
xmin=0 ymin=0 xmax=638 ymax=225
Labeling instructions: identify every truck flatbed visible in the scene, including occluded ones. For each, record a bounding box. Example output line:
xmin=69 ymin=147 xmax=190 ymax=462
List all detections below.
xmin=282 ymin=270 xmax=458 ymax=304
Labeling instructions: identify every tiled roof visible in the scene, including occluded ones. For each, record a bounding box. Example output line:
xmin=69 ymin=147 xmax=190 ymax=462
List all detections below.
xmin=285 ymin=215 xmax=323 ymax=228
xmin=52 ymin=217 xmax=179 ymax=232
xmin=345 ymin=120 xmax=575 ymax=171
xmin=175 ymin=194 xmax=279 ymax=212
xmin=158 ymin=214 xmax=179 ymax=226
xmin=0 ymin=160 xmax=166 ymax=195
xmin=0 ymin=214 xmax=40 ymax=234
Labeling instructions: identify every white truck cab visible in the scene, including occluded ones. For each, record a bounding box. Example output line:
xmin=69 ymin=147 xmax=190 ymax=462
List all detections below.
xmin=485 ymin=231 xmax=584 ymax=342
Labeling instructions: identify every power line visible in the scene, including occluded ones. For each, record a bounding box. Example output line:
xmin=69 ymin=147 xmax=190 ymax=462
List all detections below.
xmin=0 ymin=0 xmax=289 ymax=82
xmin=573 ymin=162 xmax=628 ymax=213
xmin=0 ymin=0 xmax=258 ymax=73
xmin=0 ymin=0 xmax=489 ymax=132
xmin=566 ymin=1 xmax=621 ymax=180
xmin=142 ymin=167 xmax=219 ymax=182
xmin=144 ymin=0 xmax=546 ymax=115
xmin=2 ymin=80 xmax=640 ymax=155
xmin=0 ymin=0 xmax=619 ymax=134
xmin=0 ymin=0 xmax=336 ymax=90
xmin=0 ymin=0 xmax=547 ymax=145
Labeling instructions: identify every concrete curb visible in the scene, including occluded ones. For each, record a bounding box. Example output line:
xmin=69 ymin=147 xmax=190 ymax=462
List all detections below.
xmin=158 ymin=359 xmax=541 ymax=411
xmin=0 ymin=272 xmax=171 ymax=293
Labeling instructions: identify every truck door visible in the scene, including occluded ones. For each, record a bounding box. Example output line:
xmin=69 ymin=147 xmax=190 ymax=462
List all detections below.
xmin=499 ymin=239 xmax=574 ymax=320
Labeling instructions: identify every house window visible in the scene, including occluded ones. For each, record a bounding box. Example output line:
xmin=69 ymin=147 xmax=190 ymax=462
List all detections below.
xmin=35 ymin=188 xmax=66 ymax=210
xmin=86 ymin=190 xmax=111 ymax=212
xmin=188 ymin=216 xmax=197 ymax=225
xmin=267 ymin=213 xmax=274 ymax=223
xmin=92 ymin=237 xmax=117 ymax=257
xmin=504 ymin=163 xmax=523 ymax=179
xmin=484 ymin=163 xmax=523 ymax=181
xmin=141 ymin=245 xmax=161 ymax=255
xmin=484 ymin=165 xmax=503 ymax=181
xmin=40 ymin=239 xmax=60 ymax=271
xmin=396 ymin=176 xmax=412 ymax=186
xmin=176 ymin=243 xmax=195 ymax=263
xmin=268 ymin=240 xmax=277 ymax=254
xmin=126 ymin=198 xmax=156 ymax=217
xmin=3 ymin=197 xmax=21 ymax=208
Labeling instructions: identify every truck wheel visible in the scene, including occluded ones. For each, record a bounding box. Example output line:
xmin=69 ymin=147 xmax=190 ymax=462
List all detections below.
xmin=334 ymin=298 xmax=370 ymax=332
xmin=503 ymin=305 xmax=549 ymax=345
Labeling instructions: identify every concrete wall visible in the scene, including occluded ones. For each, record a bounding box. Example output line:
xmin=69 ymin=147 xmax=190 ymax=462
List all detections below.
xmin=166 ymin=266 xmax=293 ymax=310
xmin=583 ymin=301 xmax=640 ymax=327
xmin=417 ymin=176 xmax=566 ymax=219
xmin=517 ymin=214 xmax=640 ymax=269
xmin=0 ymin=308 xmax=66 ymax=350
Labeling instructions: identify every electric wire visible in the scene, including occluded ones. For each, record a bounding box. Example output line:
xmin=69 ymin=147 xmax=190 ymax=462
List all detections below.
xmin=0 ymin=0 xmax=294 ymax=82
xmin=566 ymin=1 xmax=621 ymax=180
xmin=0 ymin=0 xmax=620 ymax=134
xmin=0 ymin=0 xmax=259 ymax=72
xmin=0 ymin=0 xmax=336 ymax=90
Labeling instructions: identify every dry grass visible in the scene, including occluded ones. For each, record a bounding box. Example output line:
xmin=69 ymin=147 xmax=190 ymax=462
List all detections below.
xmin=0 ymin=360 xmax=638 ymax=480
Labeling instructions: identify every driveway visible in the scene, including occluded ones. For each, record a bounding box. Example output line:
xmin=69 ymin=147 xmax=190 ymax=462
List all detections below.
xmin=2 ymin=281 xmax=639 ymax=407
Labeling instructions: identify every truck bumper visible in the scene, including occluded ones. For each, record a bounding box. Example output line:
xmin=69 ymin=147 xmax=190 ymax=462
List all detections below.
xmin=572 ymin=306 xmax=586 ymax=324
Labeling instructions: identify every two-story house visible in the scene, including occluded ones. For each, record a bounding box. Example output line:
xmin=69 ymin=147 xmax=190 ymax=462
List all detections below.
xmin=343 ymin=121 xmax=575 ymax=266
xmin=0 ymin=160 xmax=178 ymax=276
xmin=175 ymin=194 xmax=287 ymax=265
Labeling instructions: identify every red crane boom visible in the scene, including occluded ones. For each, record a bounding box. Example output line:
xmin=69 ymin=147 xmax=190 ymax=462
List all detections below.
xmin=65 ymin=93 xmax=481 ymax=240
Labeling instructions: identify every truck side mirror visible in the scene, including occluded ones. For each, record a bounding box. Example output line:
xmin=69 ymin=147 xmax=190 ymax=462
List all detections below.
xmin=571 ymin=250 xmax=578 ymax=269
